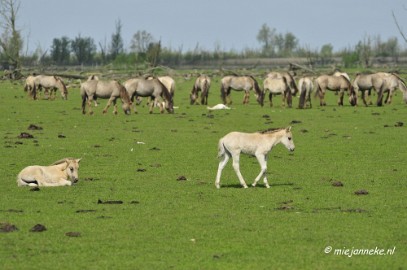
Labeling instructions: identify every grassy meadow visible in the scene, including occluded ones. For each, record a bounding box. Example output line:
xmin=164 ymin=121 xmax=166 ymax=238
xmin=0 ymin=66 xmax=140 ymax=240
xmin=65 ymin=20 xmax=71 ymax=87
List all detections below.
xmin=0 ymin=74 xmax=406 ymax=270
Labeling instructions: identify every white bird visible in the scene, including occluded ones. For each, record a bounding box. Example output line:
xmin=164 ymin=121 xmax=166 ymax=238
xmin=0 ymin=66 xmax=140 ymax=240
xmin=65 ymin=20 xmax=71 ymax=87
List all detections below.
xmin=207 ymin=104 xmax=231 ymax=111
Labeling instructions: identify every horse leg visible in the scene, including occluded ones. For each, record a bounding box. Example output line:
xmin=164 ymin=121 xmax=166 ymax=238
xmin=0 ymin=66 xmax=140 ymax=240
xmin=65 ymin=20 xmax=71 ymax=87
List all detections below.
xmin=231 ymin=153 xmax=248 ymax=188
xmin=385 ymin=89 xmax=392 ymax=104
xmin=131 ymin=96 xmax=138 ymax=113
xmin=112 ymin=99 xmax=118 ymax=115
xmin=215 ymin=153 xmax=230 ymax=189
xmin=286 ymin=91 xmax=292 ymax=108
xmin=252 ymin=154 xmax=269 ymax=188
xmin=103 ymin=97 xmax=115 ymax=113
xmin=269 ymin=92 xmax=273 ymax=107
xmin=149 ymin=97 xmax=155 ymax=114
xmin=226 ymin=89 xmax=232 ymax=105
xmin=87 ymin=96 xmax=94 ymax=115
xmin=367 ymin=89 xmax=373 ymax=105
xmin=244 ymin=91 xmax=250 ymax=104
xmin=307 ymin=91 xmax=312 ymax=108
xmin=242 ymin=92 xmax=247 ymax=104
xmin=376 ymin=88 xmax=384 ymax=106
xmin=319 ymin=89 xmax=326 ymax=106
xmin=338 ymin=89 xmax=344 ymax=106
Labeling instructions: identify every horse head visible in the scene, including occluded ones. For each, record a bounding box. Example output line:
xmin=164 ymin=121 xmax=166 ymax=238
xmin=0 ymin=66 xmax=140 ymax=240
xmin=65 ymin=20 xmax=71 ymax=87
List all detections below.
xmin=55 ymin=77 xmax=68 ymax=100
xmin=190 ymin=86 xmax=198 ymax=105
xmin=281 ymin=126 xmax=295 ymax=152
xmin=118 ymin=84 xmax=132 ymax=115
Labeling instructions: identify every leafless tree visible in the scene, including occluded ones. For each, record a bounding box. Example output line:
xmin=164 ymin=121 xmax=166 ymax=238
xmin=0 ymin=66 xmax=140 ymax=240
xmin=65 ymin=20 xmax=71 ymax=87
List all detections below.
xmin=0 ymin=0 xmax=23 ymax=68
xmin=392 ymin=9 xmax=407 ymax=43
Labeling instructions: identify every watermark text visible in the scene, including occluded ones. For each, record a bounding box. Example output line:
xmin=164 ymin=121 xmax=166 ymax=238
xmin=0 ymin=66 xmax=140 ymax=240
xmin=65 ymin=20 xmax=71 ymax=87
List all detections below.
xmin=324 ymin=246 xmax=396 ymax=257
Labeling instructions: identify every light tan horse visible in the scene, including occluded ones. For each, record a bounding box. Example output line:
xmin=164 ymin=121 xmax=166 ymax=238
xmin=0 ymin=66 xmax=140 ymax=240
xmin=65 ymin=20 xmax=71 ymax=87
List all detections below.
xmin=352 ymin=73 xmax=386 ymax=106
xmin=24 ymin=75 xmax=36 ymax=99
xmin=220 ymin=75 xmax=264 ymax=106
xmin=81 ymin=80 xmax=132 ymax=115
xmin=33 ymin=75 xmax=68 ymax=100
xmin=215 ymin=127 xmax=294 ymax=189
xmin=298 ymin=77 xmax=314 ymax=109
xmin=353 ymin=72 xmax=407 ymax=106
xmin=17 ymin=158 xmax=81 ymax=187
xmin=190 ymin=74 xmax=211 ymax=105
xmin=157 ymin=76 xmax=175 ymax=97
xmin=314 ymin=74 xmax=356 ymax=106
xmin=123 ymin=77 xmax=174 ymax=114
xmin=383 ymin=73 xmax=407 ymax=104
xmin=267 ymin=72 xmax=299 ymax=96
xmin=263 ymin=76 xmax=292 ymax=107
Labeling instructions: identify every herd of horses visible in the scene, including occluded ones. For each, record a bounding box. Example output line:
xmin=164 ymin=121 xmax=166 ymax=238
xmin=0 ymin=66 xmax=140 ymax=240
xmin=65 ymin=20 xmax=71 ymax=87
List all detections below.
xmin=18 ymin=70 xmax=406 ymax=188
xmin=23 ymin=71 xmax=407 ymax=115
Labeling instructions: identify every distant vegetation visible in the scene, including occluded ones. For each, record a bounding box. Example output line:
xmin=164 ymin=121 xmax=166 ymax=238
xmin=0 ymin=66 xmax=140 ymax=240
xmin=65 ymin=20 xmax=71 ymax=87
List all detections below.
xmin=0 ymin=0 xmax=406 ymax=71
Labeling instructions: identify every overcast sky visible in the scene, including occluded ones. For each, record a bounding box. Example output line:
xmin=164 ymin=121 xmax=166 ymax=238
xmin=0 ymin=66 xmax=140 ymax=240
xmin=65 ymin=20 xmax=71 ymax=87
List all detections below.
xmin=17 ymin=0 xmax=407 ymax=54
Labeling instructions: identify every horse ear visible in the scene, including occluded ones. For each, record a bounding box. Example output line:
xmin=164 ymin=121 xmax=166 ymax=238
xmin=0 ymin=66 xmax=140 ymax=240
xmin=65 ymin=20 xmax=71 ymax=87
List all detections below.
xmin=286 ymin=126 xmax=292 ymax=132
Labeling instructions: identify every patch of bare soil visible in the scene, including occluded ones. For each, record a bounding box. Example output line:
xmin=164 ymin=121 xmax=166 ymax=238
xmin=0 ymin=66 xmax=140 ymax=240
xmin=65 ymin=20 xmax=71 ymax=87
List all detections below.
xmin=332 ymin=181 xmax=344 ymax=187
xmin=18 ymin=132 xmax=34 ymax=139
xmin=354 ymin=189 xmax=369 ymax=195
xmin=0 ymin=222 xmax=18 ymax=232
xmin=97 ymin=199 xmax=123 ymax=204
xmin=30 ymin=224 xmax=46 ymax=232
xmin=65 ymin=232 xmax=81 ymax=237
xmin=28 ymin=124 xmax=43 ymax=130
xmin=76 ymin=209 xmax=96 ymax=213
xmin=276 ymin=200 xmax=294 ymax=211
xmin=177 ymin=175 xmax=187 ymax=181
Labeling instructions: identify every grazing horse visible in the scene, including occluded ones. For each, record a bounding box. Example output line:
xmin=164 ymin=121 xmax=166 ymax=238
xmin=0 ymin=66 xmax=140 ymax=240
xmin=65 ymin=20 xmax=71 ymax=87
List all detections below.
xmin=298 ymin=77 xmax=314 ymax=109
xmin=220 ymin=75 xmax=264 ymax=106
xmin=24 ymin=75 xmax=36 ymax=99
xmin=353 ymin=72 xmax=407 ymax=106
xmin=215 ymin=127 xmax=295 ymax=189
xmin=17 ymin=158 xmax=81 ymax=187
xmin=123 ymin=77 xmax=174 ymax=114
xmin=156 ymin=76 xmax=175 ymax=97
xmin=267 ymin=72 xmax=299 ymax=96
xmin=81 ymin=80 xmax=132 ymax=115
xmin=314 ymin=74 xmax=356 ymax=106
xmin=352 ymin=73 xmax=387 ymax=106
xmin=263 ymin=76 xmax=292 ymax=107
xmin=383 ymin=73 xmax=407 ymax=104
xmin=32 ymin=75 xmax=68 ymax=100
xmin=190 ymin=74 xmax=211 ymax=105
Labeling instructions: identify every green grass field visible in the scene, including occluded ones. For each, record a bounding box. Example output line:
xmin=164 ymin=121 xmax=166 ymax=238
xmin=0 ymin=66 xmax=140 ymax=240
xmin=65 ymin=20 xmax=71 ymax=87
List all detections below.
xmin=0 ymin=75 xmax=406 ymax=270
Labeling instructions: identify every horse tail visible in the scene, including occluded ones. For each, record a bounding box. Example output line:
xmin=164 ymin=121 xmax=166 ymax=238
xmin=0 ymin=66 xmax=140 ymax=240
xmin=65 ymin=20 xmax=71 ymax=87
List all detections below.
xmin=220 ymin=81 xmax=227 ymax=104
xmin=202 ymin=79 xmax=210 ymax=105
xmin=80 ymin=84 xmax=88 ymax=114
xmin=298 ymin=81 xmax=306 ymax=109
xmin=314 ymin=80 xmax=320 ymax=98
xmin=217 ymin=139 xmax=226 ymax=158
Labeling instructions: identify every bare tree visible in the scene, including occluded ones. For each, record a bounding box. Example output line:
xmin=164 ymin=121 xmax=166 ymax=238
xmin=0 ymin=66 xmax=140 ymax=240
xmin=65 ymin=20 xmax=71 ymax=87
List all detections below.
xmin=109 ymin=19 xmax=124 ymax=60
xmin=130 ymin=30 xmax=154 ymax=53
xmin=392 ymin=10 xmax=407 ymax=43
xmin=0 ymin=0 xmax=23 ymax=68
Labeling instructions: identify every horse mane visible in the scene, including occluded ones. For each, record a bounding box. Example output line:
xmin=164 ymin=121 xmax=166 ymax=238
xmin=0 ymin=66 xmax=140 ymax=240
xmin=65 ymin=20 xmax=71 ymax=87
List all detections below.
xmin=258 ymin=128 xmax=284 ymax=134
xmin=117 ymin=82 xmax=131 ymax=103
xmin=156 ymin=79 xmax=172 ymax=101
xmin=51 ymin=158 xmax=74 ymax=166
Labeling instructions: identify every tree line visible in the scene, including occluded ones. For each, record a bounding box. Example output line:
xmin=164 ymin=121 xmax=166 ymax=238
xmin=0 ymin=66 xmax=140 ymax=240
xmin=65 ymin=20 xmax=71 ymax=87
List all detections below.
xmin=0 ymin=0 xmax=406 ymax=70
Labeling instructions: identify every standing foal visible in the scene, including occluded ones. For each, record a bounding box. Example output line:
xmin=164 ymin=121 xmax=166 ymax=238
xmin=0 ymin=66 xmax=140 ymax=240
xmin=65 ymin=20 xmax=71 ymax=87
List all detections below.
xmin=215 ymin=127 xmax=295 ymax=189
